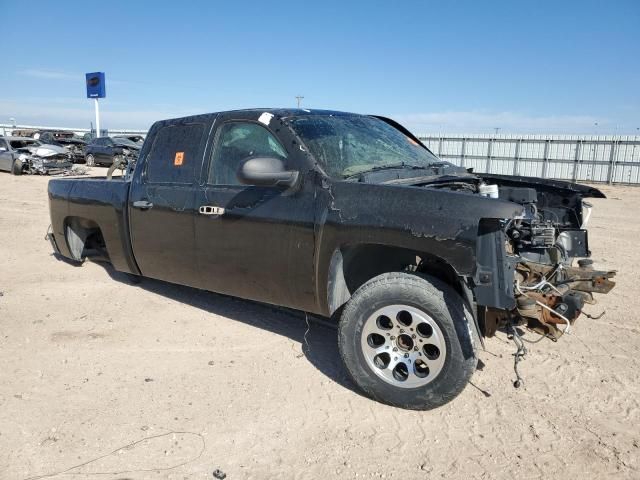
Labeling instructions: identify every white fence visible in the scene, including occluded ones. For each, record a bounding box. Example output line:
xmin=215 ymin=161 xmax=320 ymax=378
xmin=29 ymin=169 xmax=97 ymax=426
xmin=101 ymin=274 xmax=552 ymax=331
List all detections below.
xmin=418 ymin=134 xmax=640 ymax=184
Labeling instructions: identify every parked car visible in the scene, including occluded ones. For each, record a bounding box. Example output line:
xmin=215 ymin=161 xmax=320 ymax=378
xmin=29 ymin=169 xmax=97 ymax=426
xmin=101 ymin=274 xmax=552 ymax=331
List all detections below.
xmin=84 ymin=136 xmax=141 ymax=167
xmin=0 ymin=136 xmax=74 ymax=175
xmin=47 ymin=109 xmax=616 ymax=410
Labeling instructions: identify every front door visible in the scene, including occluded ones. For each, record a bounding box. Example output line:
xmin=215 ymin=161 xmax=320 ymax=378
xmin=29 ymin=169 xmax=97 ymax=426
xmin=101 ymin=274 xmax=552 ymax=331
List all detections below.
xmin=0 ymin=139 xmax=12 ymax=171
xmin=128 ymin=120 xmax=210 ymax=287
xmin=194 ymin=114 xmax=317 ymax=311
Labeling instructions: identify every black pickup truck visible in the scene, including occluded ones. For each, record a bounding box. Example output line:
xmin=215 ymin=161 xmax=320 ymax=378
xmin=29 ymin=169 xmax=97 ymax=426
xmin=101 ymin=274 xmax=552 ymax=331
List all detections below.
xmin=47 ymin=109 xmax=616 ymax=409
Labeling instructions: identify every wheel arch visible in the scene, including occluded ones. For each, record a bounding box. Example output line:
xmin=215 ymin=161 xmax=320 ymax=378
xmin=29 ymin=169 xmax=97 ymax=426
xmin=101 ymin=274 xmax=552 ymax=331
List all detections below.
xmin=63 ymin=216 xmax=107 ymax=262
xmin=326 ymin=243 xmax=467 ymax=317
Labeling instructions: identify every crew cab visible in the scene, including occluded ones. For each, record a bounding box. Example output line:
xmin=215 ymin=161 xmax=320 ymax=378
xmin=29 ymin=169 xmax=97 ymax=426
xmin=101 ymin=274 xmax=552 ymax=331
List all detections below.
xmin=47 ymin=109 xmax=616 ymax=409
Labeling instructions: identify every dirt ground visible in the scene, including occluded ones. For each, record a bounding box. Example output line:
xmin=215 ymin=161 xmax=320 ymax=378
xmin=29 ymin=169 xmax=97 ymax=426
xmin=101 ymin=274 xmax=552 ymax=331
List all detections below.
xmin=1 ymin=169 xmax=638 ymax=480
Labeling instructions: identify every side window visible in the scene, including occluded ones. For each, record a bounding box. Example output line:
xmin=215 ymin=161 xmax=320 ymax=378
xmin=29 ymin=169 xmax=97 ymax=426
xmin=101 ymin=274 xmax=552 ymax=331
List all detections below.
xmin=145 ymin=123 xmax=205 ymax=184
xmin=0 ymin=139 xmax=8 ymax=150
xmin=208 ymin=122 xmax=287 ymax=185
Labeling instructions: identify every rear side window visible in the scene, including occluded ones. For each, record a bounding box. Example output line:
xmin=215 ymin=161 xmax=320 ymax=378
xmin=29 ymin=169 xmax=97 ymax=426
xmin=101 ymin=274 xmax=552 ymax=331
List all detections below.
xmin=146 ymin=124 xmax=205 ymax=184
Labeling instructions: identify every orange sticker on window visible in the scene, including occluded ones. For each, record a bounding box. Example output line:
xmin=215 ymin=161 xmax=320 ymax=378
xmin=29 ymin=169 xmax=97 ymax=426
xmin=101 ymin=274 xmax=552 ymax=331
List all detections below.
xmin=174 ymin=152 xmax=184 ymax=166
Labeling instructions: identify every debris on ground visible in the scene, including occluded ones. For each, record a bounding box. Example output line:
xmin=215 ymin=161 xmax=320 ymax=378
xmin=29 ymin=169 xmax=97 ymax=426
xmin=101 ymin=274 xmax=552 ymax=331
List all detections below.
xmin=212 ymin=468 xmax=227 ymax=479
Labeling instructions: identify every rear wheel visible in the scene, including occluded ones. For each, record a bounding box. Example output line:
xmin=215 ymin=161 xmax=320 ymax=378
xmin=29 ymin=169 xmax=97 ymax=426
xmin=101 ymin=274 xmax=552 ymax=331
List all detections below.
xmin=85 ymin=154 xmax=96 ymax=167
xmin=338 ymin=272 xmax=477 ymax=410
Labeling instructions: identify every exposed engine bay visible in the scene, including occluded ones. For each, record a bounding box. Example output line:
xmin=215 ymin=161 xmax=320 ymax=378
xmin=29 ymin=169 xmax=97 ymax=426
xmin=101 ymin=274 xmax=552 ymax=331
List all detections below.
xmin=401 ymin=167 xmax=617 ymax=386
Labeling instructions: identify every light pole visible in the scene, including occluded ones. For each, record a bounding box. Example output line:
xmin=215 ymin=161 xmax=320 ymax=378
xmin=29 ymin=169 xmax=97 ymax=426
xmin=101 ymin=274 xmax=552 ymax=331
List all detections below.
xmin=295 ymin=96 xmax=304 ymax=108
xmin=9 ymin=117 xmax=16 ymax=127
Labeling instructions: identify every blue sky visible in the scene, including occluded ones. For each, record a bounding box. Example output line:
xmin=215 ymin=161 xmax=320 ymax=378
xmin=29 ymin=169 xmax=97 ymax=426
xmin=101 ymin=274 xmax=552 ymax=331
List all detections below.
xmin=1 ymin=0 xmax=638 ymax=134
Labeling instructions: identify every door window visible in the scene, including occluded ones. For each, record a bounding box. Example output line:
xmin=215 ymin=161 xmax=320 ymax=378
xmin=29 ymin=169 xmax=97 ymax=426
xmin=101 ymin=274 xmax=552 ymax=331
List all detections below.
xmin=145 ymin=123 xmax=205 ymax=184
xmin=208 ymin=122 xmax=287 ymax=185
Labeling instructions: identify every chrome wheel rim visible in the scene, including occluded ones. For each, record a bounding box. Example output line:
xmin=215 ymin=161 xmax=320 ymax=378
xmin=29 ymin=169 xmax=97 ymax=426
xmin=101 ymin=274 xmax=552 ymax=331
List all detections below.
xmin=360 ymin=304 xmax=447 ymax=388
xmin=86 ymin=155 xmax=95 ymax=166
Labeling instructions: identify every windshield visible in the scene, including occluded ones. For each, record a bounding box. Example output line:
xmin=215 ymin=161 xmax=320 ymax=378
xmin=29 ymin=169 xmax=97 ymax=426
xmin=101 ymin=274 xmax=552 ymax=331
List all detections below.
xmin=113 ymin=137 xmax=140 ymax=148
xmin=10 ymin=139 xmax=40 ymax=149
xmin=289 ymin=115 xmax=440 ymax=178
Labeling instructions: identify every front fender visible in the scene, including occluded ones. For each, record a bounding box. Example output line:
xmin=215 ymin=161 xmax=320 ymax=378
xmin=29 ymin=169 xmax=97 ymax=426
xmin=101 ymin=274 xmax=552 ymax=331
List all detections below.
xmin=314 ymin=181 xmax=524 ymax=314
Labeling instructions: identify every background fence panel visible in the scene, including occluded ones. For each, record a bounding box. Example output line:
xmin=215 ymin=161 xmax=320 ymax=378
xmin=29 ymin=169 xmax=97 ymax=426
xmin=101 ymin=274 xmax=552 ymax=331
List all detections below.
xmin=418 ymin=134 xmax=640 ymax=184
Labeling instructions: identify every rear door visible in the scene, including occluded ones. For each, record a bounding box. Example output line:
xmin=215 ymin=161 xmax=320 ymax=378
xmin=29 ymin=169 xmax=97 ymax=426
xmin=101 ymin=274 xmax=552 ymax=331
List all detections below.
xmin=128 ymin=120 xmax=210 ymax=287
xmin=193 ymin=112 xmax=317 ymax=311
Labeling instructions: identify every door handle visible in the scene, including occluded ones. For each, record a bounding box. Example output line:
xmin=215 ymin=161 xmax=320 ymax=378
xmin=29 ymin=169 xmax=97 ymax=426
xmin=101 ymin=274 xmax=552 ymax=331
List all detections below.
xmin=199 ymin=205 xmax=225 ymax=216
xmin=132 ymin=200 xmax=154 ymax=210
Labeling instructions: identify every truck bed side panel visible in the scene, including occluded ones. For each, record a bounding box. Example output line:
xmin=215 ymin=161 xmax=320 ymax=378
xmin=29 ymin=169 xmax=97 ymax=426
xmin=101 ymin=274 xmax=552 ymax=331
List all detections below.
xmin=48 ymin=177 xmax=139 ymax=275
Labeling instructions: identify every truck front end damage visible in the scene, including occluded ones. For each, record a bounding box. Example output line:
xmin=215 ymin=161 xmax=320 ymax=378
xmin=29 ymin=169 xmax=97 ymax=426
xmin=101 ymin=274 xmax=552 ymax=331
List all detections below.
xmin=470 ymin=175 xmax=616 ymax=383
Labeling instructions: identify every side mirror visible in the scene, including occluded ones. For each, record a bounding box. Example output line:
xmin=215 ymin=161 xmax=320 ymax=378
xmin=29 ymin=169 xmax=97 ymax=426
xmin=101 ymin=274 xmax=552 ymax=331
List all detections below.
xmin=237 ymin=157 xmax=299 ymax=188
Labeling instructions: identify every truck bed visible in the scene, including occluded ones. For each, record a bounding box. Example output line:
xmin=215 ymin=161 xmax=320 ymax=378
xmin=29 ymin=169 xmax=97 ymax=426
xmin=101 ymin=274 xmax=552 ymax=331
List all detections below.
xmin=48 ymin=176 xmax=139 ymax=274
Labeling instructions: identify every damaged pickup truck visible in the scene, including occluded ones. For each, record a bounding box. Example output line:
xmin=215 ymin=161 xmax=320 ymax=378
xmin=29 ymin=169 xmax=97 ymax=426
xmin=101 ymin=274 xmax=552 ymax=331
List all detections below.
xmin=47 ymin=109 xmax=616 ymax=409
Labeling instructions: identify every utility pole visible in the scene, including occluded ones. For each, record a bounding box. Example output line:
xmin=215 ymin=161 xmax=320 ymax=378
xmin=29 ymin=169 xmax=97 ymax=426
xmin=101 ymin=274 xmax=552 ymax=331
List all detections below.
xmin=295 ymin=96 xmax=304 ymax=108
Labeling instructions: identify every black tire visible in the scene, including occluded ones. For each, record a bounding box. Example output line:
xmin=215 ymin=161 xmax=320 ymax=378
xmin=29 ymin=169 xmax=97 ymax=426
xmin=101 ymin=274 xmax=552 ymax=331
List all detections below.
xmin=85 ymin=154 xmax=96 ymax=167
xmin=12 ymin=159 xmax=23 ymax=175
xmin=338 ymin=272 xmax=477 ymax=410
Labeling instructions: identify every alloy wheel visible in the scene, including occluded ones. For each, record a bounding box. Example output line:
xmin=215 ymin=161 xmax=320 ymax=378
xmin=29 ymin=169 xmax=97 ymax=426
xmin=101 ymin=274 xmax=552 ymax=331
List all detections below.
xmin=360 ymin=304 xmax=447 ymax=388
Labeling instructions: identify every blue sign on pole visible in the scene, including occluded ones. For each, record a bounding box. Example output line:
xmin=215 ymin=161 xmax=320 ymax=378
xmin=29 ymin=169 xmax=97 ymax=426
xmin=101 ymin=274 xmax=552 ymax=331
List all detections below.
xmin=86 ymin=72 xmax=106 ymax=98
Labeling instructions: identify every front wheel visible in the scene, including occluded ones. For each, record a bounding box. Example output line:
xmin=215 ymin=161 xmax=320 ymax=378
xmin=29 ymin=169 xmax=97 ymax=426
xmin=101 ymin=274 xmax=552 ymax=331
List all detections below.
xmin=12 ymin=159 xmax=24 ymax=175
xmin=85 ymin=154 xmax=96 ymax=167
xmin=338 ymin=272 xmax=477 ymax=410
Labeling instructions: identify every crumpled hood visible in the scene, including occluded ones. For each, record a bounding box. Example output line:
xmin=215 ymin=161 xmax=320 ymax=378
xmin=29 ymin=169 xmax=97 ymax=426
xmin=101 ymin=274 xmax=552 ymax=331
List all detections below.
xmin=22 ymin=143 xmax=69 ymax=158
xmin=478 ymin=173 xmax=606 ymax=198
xmin=113 ymin=141 xmax=142 ymax=150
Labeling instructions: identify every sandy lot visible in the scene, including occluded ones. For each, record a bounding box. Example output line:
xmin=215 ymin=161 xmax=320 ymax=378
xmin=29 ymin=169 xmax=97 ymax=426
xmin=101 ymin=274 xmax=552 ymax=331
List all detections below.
xmin=0 ymin=169 xmax=638 ymax=479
